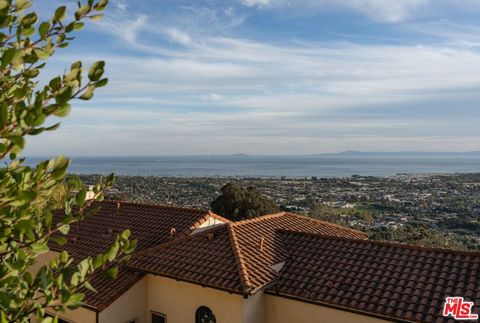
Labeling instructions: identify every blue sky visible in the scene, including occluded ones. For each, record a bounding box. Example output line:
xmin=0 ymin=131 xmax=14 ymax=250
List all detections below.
xmin=24 ymin=0 xmax=480 ymax=155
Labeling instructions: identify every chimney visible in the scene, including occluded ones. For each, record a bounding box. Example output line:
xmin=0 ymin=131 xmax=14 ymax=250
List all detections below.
xmin=169 ymin=227 xmax=176 ymax=240
xmin=260 ymin=237 xmax=265 ymax=252
xmin=85 ymin=185 xmax=95 ymax=200
xmin=207 ymin=232 xmax=214 ymax=241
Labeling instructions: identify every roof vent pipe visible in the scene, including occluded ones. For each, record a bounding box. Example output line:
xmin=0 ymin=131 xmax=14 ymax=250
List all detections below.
xmin=169 ymin=227 xmax=176 ymax=240
xmin=260 ymin=237 xmax=265 ymax=252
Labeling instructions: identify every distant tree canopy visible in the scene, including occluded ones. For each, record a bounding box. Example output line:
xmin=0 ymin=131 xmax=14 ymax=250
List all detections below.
xmin=210 ymin=182 xmax=278 ymax=221
xmin=368 ymin=224 xmax=479 ymax=250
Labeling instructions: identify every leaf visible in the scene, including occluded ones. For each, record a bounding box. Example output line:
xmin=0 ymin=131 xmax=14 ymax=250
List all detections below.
xmin=55 ymin=86 xmax=73 ymax=104
xmin=89 ymin=14 xmax=103 ymax=21
xmin=120 ymin=229 xmax=131 ymax=240
xmin=57 ymin=224 xmax=70 ymax=235
xmin=54 ymin=6 xmax=67 ymax=22
xmin=45 ymin=122 xmax=61 ymax=131
xmin=34 ymin=48 xmax=50 ymax=60
xmin=39 ymin=22 xmax=50 ymax=39
xmin=31 ymin=242 xmax=49 ymax=254
xmin=106 ymin=241 xmax=119 ymax=261
xmin=15 ymin=0 xmax=32 ymax=12
xmin=53 ymin=103 xmax=71 ymax=117
xmin=84 ymin=281 xmax=97 ymax=293
xmin=95 ymin=78 xmax=108 ymax=88
xmin=65 ymin=293 xmax=84 ymax=309
xmin=88 ymin=61 xmax=105 ymax=81
xmin=0 ymin=102 xmax=7 ymax=128
xmin=93 ymin=254 xmax=104 ymax=268
xmin=75 ymin=5 xmax=90 ymax=20
xmin=8 ymin=136 xmax=25 ymax=149
xmin=0 ymin=1 xmax=8 ymax=10
xmin=51 ymin=236 xmax=67 ymax=246
xmin=21 ymin=26 xmax=35 ymax=36
xmin=1 ymin=48 xmax=17 ymax=67
xmin=60 ymin=251 xmax=69 ymax=263
xmin=104 ymin=266 xmax=118 ymax=280
xmin=28 ymin=127 xmax=44 ymax=136
xmin=78 ymin=258 xmax=90 ymax=279
xmin=74 ymin=22 xmax=85 ymax=30
xmin=76 ymin=189 xmax=87 ymax=206
xmin=94 ymin=0 xmax=108 ymax=11
xmin=23 ymin=69 xmax=40 ymax=78
xmin=17 ymin=190 xmax=36 ymax=202
xmin=79 ymin=85 xmax=94 ymax=100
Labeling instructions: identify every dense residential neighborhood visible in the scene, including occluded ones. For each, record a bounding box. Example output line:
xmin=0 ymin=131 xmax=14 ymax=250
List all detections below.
xmin=78 ymin=173 xmax=480 ymax=249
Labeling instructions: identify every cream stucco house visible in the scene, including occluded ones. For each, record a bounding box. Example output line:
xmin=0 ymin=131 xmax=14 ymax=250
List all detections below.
xmin=36 ymin=201 xmax=480 ymax=323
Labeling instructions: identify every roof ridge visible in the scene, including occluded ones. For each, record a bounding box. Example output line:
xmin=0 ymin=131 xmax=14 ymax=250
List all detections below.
xmin=207 ymin=210 xmax=233 ymax=224
xmin=129 ymin=224 xmax=228 ymax=259
xmin=231 ymin=211 xmax=286 ymax=226
xmin=277 ymin=229 xmax=480 ymax=256
xmin=226 ymin=224 xmax=253 ymax=294
xmin=283 ymin=212 xmax=367 ymax=237
xmin=179 ymin=211 xmax=232 ymax=237
xmin=100 ymin=200 xmax=209 ymax=214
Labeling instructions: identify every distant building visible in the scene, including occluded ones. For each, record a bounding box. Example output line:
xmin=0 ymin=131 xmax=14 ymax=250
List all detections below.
xmin=35 ymin=201 xmax=480 ymax=323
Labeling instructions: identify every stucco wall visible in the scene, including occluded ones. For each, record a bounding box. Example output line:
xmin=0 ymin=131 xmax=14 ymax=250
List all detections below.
xmin=29 ymin=251 xmax=59 ymax=275
xmin=242 ymin=291 xmax=265 ymax=323
xmin=147 ymin=275 xmax=243 ymax=323
xmin=45 ymin=307 xmax=97 ymax=323
xmin=99 ymin=277 xmax=148 ymax=323
xmin=265 ymin=294 xmax=391 ymax=323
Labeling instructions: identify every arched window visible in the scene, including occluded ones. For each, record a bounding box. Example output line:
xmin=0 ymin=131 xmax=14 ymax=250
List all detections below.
xmin=195 ymin=306 xmax=216 ymax=323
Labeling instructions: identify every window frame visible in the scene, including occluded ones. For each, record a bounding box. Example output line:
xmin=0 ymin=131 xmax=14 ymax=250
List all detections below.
xmin=150 ymin=310 xmax=167 ymax=323
xmin=45 ymin=313 xmax=75 ymax=323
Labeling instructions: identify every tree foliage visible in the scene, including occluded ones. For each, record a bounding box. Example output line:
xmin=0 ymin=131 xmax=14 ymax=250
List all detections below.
xmin=368 ymin=223 xmax=479 ymax=250
xmin=0 ymin=1 xmax=136 ymax=322
xmin=210 ymin=182 xmax=278 ymax=221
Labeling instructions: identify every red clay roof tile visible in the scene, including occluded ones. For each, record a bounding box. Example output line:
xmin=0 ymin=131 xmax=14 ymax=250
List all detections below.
xmin=266 ymin=230 xmax=480 ymax=323
xmin=52 ymin=201 xmax=221 ymax=310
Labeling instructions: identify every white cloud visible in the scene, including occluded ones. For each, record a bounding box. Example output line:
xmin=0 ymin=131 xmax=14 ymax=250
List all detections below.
xmin=162 ymin=27 xmax=192 ymax=46
xmin=97 ymin=14 xmax=148 ymax=43
xmin=240 ymin=0 xmax=430 ymax=23
xmin=241 ymin=0 xmax=272 ymax=7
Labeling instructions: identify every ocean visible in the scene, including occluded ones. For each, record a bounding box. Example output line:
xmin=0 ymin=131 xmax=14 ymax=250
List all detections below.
xmin=22 ymin=155 xmax=480 ymax=177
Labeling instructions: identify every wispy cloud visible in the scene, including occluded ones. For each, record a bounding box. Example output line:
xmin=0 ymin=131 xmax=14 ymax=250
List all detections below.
xmin=239 ymin=0 xmax=430 ymax=22
xmin=162 ymin=27 xmax=193 ymax=46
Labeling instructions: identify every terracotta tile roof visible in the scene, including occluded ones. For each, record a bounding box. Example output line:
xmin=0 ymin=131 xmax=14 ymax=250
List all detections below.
xmin=230 ymin=212 xmax=367 ymax=293
xmin=53 ymin=201 xmax=220 ymax=258
xmin=266 ymin=230 xmax=480 ymax=323
xmin=129 ymin=212 xmax=367 ymax=295
xmin=129 ymin=225 xmax=245 ymax=294
xmin=52 ymin=201 xmax=226 ymax=310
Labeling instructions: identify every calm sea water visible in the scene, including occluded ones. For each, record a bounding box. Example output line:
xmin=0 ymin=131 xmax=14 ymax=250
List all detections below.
xmin=22 ymin=155 xmax=480 ymax=177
